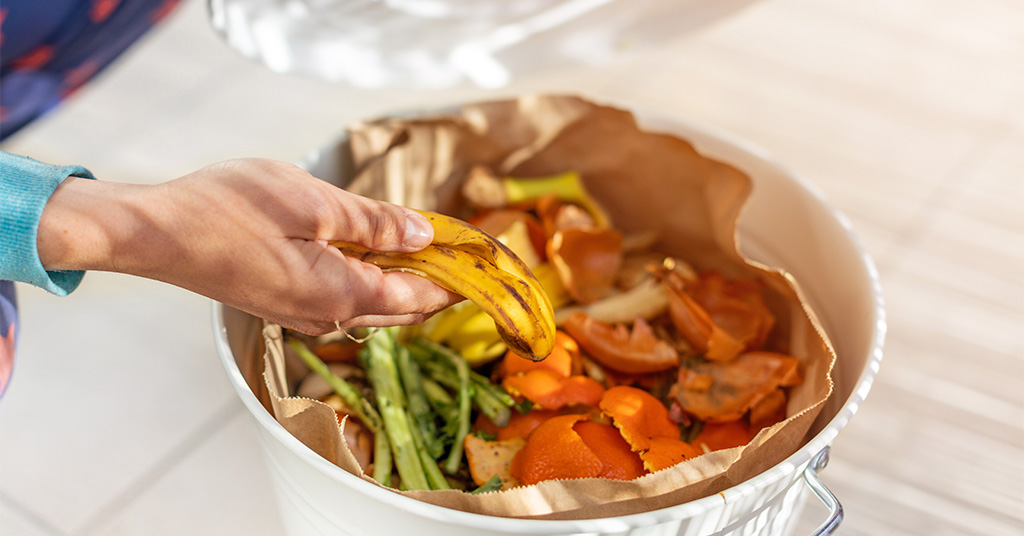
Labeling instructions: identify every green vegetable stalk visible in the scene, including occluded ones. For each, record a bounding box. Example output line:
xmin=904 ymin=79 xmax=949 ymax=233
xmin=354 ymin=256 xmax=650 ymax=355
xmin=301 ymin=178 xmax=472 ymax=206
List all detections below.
xmin=363 ymin=327 xmax=431 ymax=491
xmin=287 ymin=338 xmax=393 ymax=485
xmin=396 ymin=344 xmax=443 ymax=459
xmin=411 ymin=339 xmax=515 ymax=426
xmin=444 ymin=344 xmax=472 ymax=476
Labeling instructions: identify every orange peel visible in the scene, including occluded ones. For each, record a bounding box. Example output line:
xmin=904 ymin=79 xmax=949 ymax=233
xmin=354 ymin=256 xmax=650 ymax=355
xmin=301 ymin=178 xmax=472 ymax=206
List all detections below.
xmin=640 ymin=436 xmax=702 ymax=472
xmin=599 ymin=385 xmax=681 ymax=452
xmin=496 ymin=409 xmax=561 ymax=441
xmin=502 ymin=330 xmax=578 ymax=378
xmin=691 ymin=420 xmax=755 ymax=453
xmin=503 ymin=369 xmax=605 ymax=410
xmin=574 ymin=421 xmax=647 ymax=481
xmin=510 ymin=414 xmax=603 ymax=485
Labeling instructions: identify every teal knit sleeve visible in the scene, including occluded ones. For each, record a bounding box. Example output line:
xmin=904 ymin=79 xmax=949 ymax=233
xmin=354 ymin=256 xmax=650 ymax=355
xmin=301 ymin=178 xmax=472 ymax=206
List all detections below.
xmin=0 ymin=152 xmax=96 ymax=295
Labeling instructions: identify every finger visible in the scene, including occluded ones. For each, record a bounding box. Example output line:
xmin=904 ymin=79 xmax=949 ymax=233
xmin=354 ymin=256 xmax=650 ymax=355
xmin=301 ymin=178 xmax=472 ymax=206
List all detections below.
xmin=330 ymin=189 xmax=433 ymax=252
xmin=323 ymin=254 xmax=461 ymax=317
xmin=336 ymin=313 xmax=436 ymax=331
xmin=355 ymin=269 xmax=463 ymax=317
xmin=288 ymin=309 xmax=451 ymax=337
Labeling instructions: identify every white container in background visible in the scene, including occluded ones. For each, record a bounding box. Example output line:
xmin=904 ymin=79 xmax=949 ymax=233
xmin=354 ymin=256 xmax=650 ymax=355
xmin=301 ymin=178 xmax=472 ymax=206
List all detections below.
xmin=213 ymin=108 xmax=885 ymax=536
xmin=206 ymin=0 xmax=760 ymax=88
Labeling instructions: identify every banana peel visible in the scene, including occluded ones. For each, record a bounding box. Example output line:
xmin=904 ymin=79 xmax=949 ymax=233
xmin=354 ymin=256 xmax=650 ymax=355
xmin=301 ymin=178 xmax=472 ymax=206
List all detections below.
xmin=445 ymin=309 xmax=502 ymax=350
xmin=496 ymin=218 xmax=542 ymax=269
xmin=333 ymin=210 xmax=556 ymax=362
xmin=532 ymin=262 xmax=572 ymax=309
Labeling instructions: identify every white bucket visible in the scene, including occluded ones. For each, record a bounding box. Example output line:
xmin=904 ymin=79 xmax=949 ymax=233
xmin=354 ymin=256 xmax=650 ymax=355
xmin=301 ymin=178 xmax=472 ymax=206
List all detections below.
xmin=212 ymin=108 xmax=885 ymax=536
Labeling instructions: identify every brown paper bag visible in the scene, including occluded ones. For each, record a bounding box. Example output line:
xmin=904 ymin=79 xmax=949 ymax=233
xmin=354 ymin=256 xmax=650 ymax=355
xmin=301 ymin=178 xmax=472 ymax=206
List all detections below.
xmin=258 ymin=95 xmax=835 ymax=519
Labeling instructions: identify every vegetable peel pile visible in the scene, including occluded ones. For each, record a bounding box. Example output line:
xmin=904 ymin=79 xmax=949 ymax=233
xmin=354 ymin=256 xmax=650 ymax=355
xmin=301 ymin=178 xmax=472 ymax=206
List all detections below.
xmin=282 ymin=168 xmax=808 ymax=493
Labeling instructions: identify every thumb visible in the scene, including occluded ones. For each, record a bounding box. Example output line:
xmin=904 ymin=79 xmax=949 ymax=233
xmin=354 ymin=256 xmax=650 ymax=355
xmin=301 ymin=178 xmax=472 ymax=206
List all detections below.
xmin=332 ymin=189 xmax=434 ymax=252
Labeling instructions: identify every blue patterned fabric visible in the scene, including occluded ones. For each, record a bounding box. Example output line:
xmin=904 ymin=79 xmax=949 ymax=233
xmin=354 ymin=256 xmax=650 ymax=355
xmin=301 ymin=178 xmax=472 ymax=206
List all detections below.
xmin=0 ymin=0 xmax=180 ymax=140
xmin=0 ymin=281 xmax=17 ymax=397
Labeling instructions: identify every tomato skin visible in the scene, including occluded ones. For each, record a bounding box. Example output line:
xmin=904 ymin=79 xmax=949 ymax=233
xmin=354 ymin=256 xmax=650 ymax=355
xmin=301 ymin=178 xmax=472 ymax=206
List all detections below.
xmin=563 ymin=313 xmax=678 ymax=374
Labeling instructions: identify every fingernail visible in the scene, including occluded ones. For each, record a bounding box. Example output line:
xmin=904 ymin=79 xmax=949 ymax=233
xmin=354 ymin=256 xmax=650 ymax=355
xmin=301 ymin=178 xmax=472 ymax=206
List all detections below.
xmin=403 ymin=212 xmax=433 ymax=249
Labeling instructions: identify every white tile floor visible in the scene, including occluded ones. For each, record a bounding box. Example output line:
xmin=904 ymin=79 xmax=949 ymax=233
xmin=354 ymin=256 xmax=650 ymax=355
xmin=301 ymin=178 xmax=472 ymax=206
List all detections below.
xmin=1 ymin=0 xmax=1022 ymax=535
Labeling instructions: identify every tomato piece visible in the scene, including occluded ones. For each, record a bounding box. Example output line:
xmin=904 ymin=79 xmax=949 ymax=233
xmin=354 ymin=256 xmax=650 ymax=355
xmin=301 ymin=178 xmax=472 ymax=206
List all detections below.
xmin=749 ymin=388 xmax=788 ymax=431
xmin=668 ymin=287 xmax=745 ymax=361
xmin=690 ymin=273 xmax=775 ymax=350
xmin=563 ymin=313 xmax=678 ymax=374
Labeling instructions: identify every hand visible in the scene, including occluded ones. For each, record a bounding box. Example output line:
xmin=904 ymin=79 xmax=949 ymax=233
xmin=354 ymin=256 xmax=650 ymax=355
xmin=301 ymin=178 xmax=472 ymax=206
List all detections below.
xmin=38 ymin=158 xmax=462 ymax=334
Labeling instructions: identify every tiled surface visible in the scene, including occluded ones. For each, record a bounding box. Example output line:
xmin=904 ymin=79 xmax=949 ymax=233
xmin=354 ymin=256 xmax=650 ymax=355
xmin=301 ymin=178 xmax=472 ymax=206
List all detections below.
xmin=1 ymin=0 xmax=1021 ymax=535
xmin=88 ymin=413 xmax=285 ymax=536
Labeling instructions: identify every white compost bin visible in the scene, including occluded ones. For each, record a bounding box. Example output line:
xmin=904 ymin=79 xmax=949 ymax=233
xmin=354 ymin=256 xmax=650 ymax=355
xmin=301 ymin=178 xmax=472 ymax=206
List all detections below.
xmin=213 ymin=108 xmax=885 ymax=536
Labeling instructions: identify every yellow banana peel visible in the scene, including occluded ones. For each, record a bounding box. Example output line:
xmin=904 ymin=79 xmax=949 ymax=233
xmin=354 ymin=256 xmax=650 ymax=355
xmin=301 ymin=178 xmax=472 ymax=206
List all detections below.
xmin=333 ymin=210 xmax=556 ymax=362
xmin=496 ymin=219 xmax=541 ymax=269
xmin=459 ymin=339 xmax=508 ymax=367
xmin=445 ymin=309 xmax=503 ymax=350
xmin=420 ymin=300 xmax=481 ymax=344
xmin=532 ymin=262 xmax=572 ymax=309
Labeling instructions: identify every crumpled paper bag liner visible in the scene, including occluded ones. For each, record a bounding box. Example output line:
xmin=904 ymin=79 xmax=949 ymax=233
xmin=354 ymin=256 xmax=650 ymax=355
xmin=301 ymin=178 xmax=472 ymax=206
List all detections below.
xmin=255 ymin=95 xmax=836 ymax=520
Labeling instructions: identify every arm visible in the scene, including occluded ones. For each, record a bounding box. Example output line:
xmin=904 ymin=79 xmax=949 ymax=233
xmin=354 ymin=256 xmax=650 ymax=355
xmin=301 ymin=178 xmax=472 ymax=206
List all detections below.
xmin=34 ymin=158 xmax=460 ymax=335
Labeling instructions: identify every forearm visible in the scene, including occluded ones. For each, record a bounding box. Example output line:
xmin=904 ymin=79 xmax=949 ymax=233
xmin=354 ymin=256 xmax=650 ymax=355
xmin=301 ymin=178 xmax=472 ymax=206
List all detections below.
xmin=37 ymin=177 xmax=158 ymax=274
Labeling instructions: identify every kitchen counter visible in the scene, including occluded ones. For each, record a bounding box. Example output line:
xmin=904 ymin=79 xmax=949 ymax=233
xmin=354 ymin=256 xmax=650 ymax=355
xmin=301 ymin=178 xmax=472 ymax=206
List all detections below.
xmin=1 ymin=0 xmax=1021 ymax=534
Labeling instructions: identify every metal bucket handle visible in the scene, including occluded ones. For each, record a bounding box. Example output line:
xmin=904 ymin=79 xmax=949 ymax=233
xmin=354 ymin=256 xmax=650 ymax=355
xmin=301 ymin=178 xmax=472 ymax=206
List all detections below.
xmin=804 ymin=447 xmax=844 ymax=535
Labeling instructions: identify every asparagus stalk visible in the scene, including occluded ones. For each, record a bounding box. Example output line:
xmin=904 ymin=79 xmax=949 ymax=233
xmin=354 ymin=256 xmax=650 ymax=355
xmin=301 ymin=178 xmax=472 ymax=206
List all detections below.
xmin=412 ymin=339 xmax=515 ymax=426
xmin=407 ymin=415 xmax=451 ymax=490
xmin=362 ymin=327 xmax=431 ymax=490
xmin=394 ymin=342 xmax=450 ymax=489
xmin=373 ymin=432 xmax=393 ymax=487
xmin=444 ymin=346 xmax=473 ymax=476
xmin=287 ymin=338 xmax=392 ymax=485
xmin=395 ymin=344 xmax=444 ymax=459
